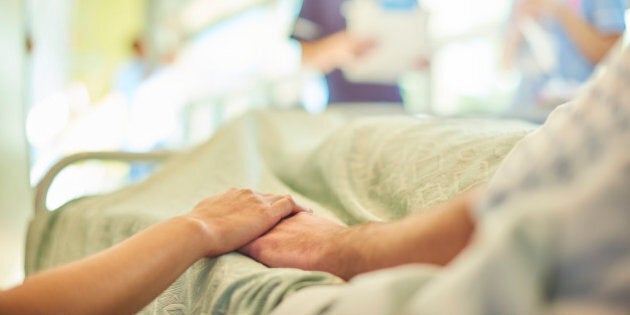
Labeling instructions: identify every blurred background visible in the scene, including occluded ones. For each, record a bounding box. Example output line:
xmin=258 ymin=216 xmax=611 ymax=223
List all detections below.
xmin=1 ymin=0 xmax=628 ymax=288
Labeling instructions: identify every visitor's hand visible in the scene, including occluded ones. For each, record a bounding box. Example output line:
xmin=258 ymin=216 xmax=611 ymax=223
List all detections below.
xmin=301 ymin=31 xmax=376 ymax=73
xmin=413 ymin=55 xmax=431 ymax=71
xmin=184 ymin=188 xmax=308 ymax=257
xmin=240 ymin=212 xmax=361 ymax=280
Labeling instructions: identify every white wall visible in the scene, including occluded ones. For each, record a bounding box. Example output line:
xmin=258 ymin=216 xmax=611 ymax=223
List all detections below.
xmin=0 ymin=0 xmax=33 ymax=289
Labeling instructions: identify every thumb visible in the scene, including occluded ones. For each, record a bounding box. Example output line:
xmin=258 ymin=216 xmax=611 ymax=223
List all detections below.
xmin=270 ymin=196 xmax=308 ymax=220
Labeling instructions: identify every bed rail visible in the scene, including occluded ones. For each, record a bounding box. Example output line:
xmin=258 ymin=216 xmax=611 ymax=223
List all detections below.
xmin=35 ymin=151 xmax=174 ymax=215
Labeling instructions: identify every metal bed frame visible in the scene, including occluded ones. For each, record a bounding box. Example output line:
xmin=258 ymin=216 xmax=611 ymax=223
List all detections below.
xmin=34 ymin=151 xmax=174 ymax=215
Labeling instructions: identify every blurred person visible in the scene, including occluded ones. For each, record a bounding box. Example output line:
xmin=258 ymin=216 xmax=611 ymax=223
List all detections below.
xmin=116 ymin=39 xmax=152 ymax=181
xmin=292 ymin=0 xmax=423 ymax=104
xmin=115 ymin=37 xmax=174 ymax=180
xmin=503 ymin=0 xmax=626 ymax=121
xmin=0 ymin=189 xmax=307 ymax=314
xmin=114 ymin=37 xmax=152 ymax=103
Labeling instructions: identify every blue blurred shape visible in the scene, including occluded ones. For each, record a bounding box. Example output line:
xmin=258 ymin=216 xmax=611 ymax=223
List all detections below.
xmin=377 ymin=0 xmax=418 ymax=10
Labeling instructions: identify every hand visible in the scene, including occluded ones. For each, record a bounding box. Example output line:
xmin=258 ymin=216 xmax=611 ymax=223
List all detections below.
xmin=242 ymin=191 xmax=478 ymax=280
xmin=301 ymin=31 xmax=376 ymax=73
xmin=515 ymin=0 xmax=560 ymax=20
xmin=0 ymin=189 xmax=307 ymax=315
xmin=240 ymin=212 xmax=359 ymax=279
xmin=184 ymin=188 xmax=308 ymax=257
xmin=412 ymin=55 xmax=431 ymax=71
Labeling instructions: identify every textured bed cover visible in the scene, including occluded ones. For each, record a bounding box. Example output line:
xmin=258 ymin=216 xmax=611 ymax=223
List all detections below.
xmin=25 ymin=109 xmax=534 ymax=314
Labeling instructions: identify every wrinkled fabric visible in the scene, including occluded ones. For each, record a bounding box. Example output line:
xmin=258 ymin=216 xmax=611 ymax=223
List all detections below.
xmin=26 ymin=107 xmax=532 ymax=315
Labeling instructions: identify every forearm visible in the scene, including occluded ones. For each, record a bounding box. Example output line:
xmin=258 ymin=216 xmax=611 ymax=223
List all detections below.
xmin=1 ymin=189 xmax=304 ymax=314
xmin=0 ymin=216 xmax=209 ymax=315
xmin=299 ymin=39 xmax=334 ymax=73
xmin=297 ymin=31 xmax=374 ymax=73
xmin=503 ymin=27 xmax=523 ymax=70
xmin=553 ymin=4 xmax=622 ymax=64
xmin=335 ymin=193 xmax=476 ymax=279
xmin=299 ymin=40 xmax=315 ymax=65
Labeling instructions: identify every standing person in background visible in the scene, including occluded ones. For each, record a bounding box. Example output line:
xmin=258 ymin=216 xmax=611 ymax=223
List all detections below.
xmin=292 ymin=0 xmax=405 ymax=104
xmin=503 ymin=0 xmax=626 ymax=121
xmin=114 ymin=37 xmax=152 ymax=103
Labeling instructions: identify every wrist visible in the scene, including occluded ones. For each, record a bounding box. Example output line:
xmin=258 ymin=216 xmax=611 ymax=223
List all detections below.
xmin=325 ymin=227 xmax=363 ymax=280
xmin=172 ymin=215 xmax=216 ymax=258
xmin=300 ymin=41 xmax=318 ymax=68
xmin=321 ymin=222 xmax=391 ymax=280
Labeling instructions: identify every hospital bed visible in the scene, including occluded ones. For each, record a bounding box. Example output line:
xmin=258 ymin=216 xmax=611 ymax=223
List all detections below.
xmin=26 ymin=107 xmax=535 ymax=314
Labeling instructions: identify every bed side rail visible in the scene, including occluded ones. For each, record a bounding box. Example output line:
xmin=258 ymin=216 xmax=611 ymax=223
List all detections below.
xmin=34 ymin=151 xmax=174 ymax=215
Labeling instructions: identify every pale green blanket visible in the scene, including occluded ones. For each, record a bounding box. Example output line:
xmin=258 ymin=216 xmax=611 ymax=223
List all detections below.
xmin=25 ymin=109 xmax=534 ymax=314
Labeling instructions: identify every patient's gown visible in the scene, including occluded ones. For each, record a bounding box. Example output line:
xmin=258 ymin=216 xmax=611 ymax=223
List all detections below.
xmin=272 ymin=45 xmax=630 ymax=314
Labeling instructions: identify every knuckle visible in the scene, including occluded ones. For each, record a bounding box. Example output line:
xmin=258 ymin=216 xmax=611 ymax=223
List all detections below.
xmin=274 ymin=197 xmax=290 ymax=207
xmin=195 ymin=196 xmax=212 ymax=207
xmin=240 ymin=188 xmax=254 ymax=195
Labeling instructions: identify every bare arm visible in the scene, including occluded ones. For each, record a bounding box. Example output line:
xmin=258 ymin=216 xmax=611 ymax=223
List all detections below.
xmin=551 ymin=3 xmax=622 ymax=64
xmin=299 ymin=31 xmax=375 ymax=74
xmin=242 ymin=191 xmax=478 ymax=280
xmin=502 ymin=24 xmax=524 ymax=71
xmin=518 ymin=0 xmax=623 ymax=64
xmin=0 ymin=189 xmax=306 ymax=315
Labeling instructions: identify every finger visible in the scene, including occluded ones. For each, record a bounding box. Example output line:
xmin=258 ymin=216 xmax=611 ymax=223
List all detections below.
xmin=270 ymin=197 xmax=308 ymax=219
xmin=260 ymin=193 xmax=308 ymax=212
xmin=259 ymin=193 xmax=286 ymax=205
xmin=276 ymin=196 xmax=310 ymax=214
xmin=239 ymin=240 xmax=258 ymax=258
xmin=239 ymin=232 xmax=279 ymax=260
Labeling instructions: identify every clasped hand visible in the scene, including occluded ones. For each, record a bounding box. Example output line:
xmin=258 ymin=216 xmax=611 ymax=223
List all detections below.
xmin=185 ymin=188 xmax=351 ymax=276
xmin=184 ymin=188 xmax=309 ymax=257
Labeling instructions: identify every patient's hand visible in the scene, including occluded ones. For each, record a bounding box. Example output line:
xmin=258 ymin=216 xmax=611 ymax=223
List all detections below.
xmin=240 ymin=212 xmax=358 ymax=279
xmin=241 ymin=212 xmax=411 ymax=280
xmin=185 ymin=188 xmax=308 ymax=257
xmin=242 ymin=192 xmax=477 ymax=280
